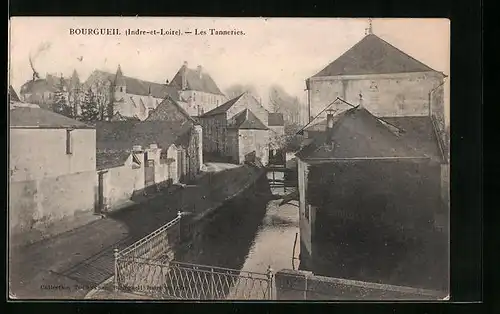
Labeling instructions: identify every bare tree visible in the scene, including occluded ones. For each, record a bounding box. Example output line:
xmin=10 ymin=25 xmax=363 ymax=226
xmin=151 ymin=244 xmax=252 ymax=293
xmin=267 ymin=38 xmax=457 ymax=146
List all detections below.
xmin=225 ymin=84 xmax=260 ymax=100
xmin=89 ymin=78 xmax=114 ymax=121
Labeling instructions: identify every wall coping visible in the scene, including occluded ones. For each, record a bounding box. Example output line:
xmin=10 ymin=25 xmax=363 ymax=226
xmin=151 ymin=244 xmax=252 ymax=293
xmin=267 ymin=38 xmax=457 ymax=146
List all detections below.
xmin=275 ymin=269 xmax=447 ymax=298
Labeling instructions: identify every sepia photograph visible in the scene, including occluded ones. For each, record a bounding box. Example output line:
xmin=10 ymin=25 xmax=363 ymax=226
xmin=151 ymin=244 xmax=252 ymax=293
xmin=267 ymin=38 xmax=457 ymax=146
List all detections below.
xmin=8 ymin=17 xmax=450 ymax=301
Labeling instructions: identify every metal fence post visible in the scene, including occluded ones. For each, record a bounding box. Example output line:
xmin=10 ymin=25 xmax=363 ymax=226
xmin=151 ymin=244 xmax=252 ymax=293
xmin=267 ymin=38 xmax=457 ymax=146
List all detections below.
xmin=266 ymin=265 xmax=274 ymax=300
xmin=114 ymin=248 xmax=119 ymax=292
xmin=177 ymin=211 xmax=182 ymax=242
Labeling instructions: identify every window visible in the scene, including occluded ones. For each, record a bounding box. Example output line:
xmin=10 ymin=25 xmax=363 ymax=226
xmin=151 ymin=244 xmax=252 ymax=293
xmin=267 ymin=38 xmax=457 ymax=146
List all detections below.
xmin=132 ymin=153 xmax=142 ymax=168
xmin=66 ymin=129 xmax=73 ymax=154
xmin=305 ymin=204 xmax=310 ymax=220
xmin=119 ymin=87 xmax=123 ymax=92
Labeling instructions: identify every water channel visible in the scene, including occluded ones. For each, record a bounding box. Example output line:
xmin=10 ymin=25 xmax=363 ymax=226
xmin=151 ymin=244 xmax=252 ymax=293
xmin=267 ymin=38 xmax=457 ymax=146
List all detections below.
xmin=176 ymin=169 xmax=300 ymax=275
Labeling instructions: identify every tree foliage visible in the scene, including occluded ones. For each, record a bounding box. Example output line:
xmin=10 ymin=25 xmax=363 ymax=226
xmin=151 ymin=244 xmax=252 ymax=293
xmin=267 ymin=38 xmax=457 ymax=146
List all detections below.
xmin=52 ymin=76 xmax=72 ymax=118
xmin=225 ymin=84 xmax=260 ymax=101
xmin=80 ymin=88 xmax=100 ymax=122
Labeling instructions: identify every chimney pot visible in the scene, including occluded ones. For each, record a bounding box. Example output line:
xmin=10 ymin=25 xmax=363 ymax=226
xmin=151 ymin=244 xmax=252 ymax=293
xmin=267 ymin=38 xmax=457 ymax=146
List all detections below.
xmin=197 ymin=65 xmax=202 ymax=78
xmin=183 ymin=61 xmax=188 ymax=67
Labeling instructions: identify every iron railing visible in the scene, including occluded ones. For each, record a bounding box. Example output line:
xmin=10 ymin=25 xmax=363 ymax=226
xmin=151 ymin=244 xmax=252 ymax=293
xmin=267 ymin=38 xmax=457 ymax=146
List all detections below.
xmin=113 ymin=211 xmax=274 ymax=300
xmin=115 ymin=258 xmax=273 ymax=300
xmin=114 ymin=212 xmax=183 ymax=292
xmin=118 ymin=212 xmax=182 ymax=260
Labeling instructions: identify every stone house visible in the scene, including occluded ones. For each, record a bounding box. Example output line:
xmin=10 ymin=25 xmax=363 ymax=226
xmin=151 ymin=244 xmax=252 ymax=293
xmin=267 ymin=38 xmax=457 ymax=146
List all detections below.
xmin=169 ymin=61 xmax=227 ymax=117
xmin=84 ymin=65 xmax=180 ymax=121
xmin=199 ymin=92 xmax=270 ymax=159
xmin=19 ymin=70 xmax=82 ymax=111
xmin=295 ymin=105 xmax=448 ymax=290
xmin=305 ymin=31 xmax=447 ymax=146
xmin=226 ymin=109 xmax=270 ymax=165
xmin=9 ymin=101 xmax=97 ymax=238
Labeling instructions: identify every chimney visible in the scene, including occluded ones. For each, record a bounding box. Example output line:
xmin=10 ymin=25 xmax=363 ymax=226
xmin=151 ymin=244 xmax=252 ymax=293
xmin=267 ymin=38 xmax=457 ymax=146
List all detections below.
xmin=132 ymin=145 xmax=142 ymax=152
xmin=149 ymin=144 xmax=158 ymax=149
xmin=181 ymin=61 xmax=188 ymax=90
xmin=197 ymin=65 xmax=202 ymax=79
xmin=358 ymin=92 xmax=364 ymax=107
xmin=326 ymin=109 xmax=335 ymax=144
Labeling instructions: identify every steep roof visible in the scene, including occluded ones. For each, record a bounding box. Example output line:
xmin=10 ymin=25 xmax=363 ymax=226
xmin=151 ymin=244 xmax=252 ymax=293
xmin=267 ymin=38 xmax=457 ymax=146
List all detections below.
xmin=312 ymin=34 xmax=439 ymax=77
xmin=84 ymin=69 xmax=180 ymax=101
xmin=268 ymin=112 xmax=285 ymax=126
xmin=200 ymin=93 xmax=244 ymax=117
xmin=110 ymin=112 xmax=140 ymax=122
xmin=169 ymin=64 xmax=224 ymax=95
xmin=10 ymin=106 xmax=93 ymax=129
xmin=96 ymin=120 xmax=193 ymax=151
xmin=296 ymin=106 xmax=434 ymax=161
xmin=145 ymin=95 xmax=197 ymax=123
xmin=228 ymin=109 xmax=268 ymax=130
xmin=9 ymin=86 xmax=21 ymax=102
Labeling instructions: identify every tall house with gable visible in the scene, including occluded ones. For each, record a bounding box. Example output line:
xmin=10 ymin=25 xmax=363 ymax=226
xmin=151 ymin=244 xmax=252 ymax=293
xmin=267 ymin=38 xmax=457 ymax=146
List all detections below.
xmin=169 ymin=61 xmax=227 ymax=117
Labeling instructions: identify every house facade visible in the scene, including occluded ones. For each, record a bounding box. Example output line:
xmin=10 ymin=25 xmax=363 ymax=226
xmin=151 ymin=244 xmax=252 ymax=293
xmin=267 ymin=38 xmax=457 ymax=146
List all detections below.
xmin=9 ymin=101 xmax=97 ymax=238
xmin=295 ymin=105 xmax=448 ymax=290
xmin=19 ymin=70 xmax=82 ymax=112
xmin=169 ymin=61 xmax=227 ymax=116
xmin=84 ymin=65 xmax=180 ymax=121
xmin=226 ymin=109 xmax=270 ymax=165
xmin=199 ymin=92 xmax=270 ymax=159
xmin=305 ymin=32 xmax=447 ymax=136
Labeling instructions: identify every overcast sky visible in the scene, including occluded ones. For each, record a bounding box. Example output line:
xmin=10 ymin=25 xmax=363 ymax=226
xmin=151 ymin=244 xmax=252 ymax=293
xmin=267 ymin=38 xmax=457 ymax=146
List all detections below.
xmin=9 ymin=17 xmax=449 ymax=117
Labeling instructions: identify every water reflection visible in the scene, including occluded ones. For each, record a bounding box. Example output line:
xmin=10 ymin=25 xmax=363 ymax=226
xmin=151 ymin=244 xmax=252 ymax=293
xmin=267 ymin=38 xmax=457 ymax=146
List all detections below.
xmin=178 ymin=173 xmax=300 ymax=275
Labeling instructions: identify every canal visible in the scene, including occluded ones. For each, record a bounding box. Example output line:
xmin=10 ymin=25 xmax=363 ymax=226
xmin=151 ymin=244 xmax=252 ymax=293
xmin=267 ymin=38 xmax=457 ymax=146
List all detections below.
xmin=176 ymin=172 xmax=301 ymax=275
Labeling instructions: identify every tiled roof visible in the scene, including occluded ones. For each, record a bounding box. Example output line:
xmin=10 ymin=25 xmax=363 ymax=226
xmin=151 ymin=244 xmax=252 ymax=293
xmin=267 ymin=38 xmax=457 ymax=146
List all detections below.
xmin=110 ymin=112 xmax=140 ymax=122
xmin=312 ymin=34 xmax=439 ymax=77
xmin=9 ymin=86 xmax=21 ymax=102
xmin=378 ymin=116 xmax=443 ymax=161
xmin=96 ymin=120 xmax=193 ymax=151
xmin=145 ymin=96 xmax=196 ymax=123
xmin=96 ymin=150 xmax=131 ymax=170
xmin=10 ymin=106 xmax=93 ymax=129
xmin=170 ymin=65 xmax=224 ymax=95
xmin=268 ymin=112 xmax=285 ymax=126
xmin=228 ymin=109 xmax=269 ymax=130
xmin=296 ymin=106 xmax=433 ymax=160
xmin=200 ymin=93 xmax=244 ymax=117
xmin=84 ymin=69 xmax=180 ymax=101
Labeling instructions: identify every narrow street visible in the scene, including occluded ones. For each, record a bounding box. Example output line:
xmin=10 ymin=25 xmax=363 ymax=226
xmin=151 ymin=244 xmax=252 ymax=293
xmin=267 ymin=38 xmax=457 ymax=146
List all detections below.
xmin=9 ymin=164 xmax=262 ymax=299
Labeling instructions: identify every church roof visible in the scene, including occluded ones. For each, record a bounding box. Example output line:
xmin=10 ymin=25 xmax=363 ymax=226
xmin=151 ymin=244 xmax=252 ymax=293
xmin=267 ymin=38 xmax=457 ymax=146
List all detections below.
xmin=312 ymin=34 xmax=439 ymax=77
xmin=85 ymin=69 xmax=180 ymax=101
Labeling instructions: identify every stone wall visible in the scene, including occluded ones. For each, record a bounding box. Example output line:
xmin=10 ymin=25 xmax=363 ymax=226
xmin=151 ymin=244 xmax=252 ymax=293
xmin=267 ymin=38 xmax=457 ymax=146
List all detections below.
xmin=10 ymin=128 xmax=96 ymax=182
xmin=226 ymin=93 xmax=269 ymax=126
xmin=274 ymin=269 xmax=447 ymax=300
xmin=200 ymin=114 xmax=227 ymax=154
xmin=237 ymin=129 xmax=269 ymax=165
xmin=10 ymin=170 xmax=97 ymax=238
xmin=307 ymin=72 xmax=444 ymax=119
